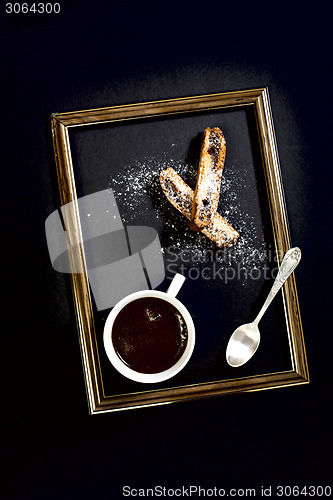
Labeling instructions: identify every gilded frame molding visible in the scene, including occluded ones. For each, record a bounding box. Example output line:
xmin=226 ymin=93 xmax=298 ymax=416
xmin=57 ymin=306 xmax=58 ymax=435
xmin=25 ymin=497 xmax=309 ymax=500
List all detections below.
xmin=50 ymin=88 xmax=309 ymax=414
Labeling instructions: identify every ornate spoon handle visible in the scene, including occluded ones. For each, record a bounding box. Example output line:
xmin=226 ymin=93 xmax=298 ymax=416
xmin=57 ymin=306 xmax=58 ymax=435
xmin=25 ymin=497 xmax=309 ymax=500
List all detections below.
xmin=254 ymin=247 xmax=302 ymax=324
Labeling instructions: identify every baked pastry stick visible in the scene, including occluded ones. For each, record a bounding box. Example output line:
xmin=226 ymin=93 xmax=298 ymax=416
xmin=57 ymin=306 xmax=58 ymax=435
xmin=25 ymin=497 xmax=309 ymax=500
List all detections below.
xmin=160 ymin=167 xmax=239 ymax=248
xmin=190 ymin=127 xmax=226 ymax=230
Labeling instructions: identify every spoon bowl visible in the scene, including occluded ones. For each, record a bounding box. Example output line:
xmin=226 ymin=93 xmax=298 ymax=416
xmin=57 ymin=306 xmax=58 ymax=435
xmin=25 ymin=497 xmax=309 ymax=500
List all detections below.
xmin=226 ymin=322 xmax=260 ymax=367
xmin=226 ymin=247 xmax=302 ymax=367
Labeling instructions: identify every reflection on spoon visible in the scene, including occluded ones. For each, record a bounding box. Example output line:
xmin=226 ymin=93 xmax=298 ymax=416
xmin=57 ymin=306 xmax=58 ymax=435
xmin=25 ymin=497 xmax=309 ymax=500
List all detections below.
xmin=226 ymin=247 xmax=302 ymax=367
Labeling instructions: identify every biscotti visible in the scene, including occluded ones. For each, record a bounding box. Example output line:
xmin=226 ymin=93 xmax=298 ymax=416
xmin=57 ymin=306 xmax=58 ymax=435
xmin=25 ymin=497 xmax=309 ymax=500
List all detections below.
xmin=160 ymin=167 xmax=239 ymax=248
xmin=190 ymin=127 xmax=226 ymax=230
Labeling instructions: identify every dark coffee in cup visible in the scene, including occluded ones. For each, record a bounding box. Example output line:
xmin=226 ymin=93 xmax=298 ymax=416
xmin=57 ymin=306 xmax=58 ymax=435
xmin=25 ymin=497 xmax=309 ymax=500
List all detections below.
xmin=111 ymin=297 xmax=188 ymax=374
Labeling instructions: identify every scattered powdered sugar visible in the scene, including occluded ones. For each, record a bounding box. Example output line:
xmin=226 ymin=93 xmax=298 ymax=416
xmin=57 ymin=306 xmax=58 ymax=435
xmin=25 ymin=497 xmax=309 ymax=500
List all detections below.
xmin=109 ymin=156 xmax=271 ymax=284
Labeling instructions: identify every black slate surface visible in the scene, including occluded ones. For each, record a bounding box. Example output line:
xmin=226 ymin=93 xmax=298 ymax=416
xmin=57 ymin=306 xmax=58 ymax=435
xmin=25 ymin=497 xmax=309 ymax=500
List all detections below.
xmin=1 ymin=2 xmax=331 ymax=498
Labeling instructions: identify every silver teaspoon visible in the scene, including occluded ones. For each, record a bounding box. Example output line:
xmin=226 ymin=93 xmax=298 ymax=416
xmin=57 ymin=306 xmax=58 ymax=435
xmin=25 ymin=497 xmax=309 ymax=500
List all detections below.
xmin=226 ymin=247 xmax=302 ymax=367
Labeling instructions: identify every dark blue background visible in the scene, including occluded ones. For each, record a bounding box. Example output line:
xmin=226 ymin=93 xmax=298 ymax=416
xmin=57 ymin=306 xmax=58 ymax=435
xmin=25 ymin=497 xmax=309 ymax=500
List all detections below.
xmin=1 ymin=1 xmax=331 ymax=498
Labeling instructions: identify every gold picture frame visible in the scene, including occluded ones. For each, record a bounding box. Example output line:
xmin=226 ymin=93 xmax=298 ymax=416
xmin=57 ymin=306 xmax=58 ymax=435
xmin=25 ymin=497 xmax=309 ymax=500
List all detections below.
xmin=50 ymin=88 xmax=309 ymax=414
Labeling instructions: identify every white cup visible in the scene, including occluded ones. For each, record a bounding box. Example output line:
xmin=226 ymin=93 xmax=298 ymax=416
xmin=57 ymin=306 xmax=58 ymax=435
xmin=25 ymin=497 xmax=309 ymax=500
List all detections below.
xmin=103 ymin=274 xmax=195 ymax=383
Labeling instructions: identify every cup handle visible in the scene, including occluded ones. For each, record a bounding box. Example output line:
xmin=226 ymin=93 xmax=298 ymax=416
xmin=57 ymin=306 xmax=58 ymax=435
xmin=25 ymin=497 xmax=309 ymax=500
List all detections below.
xmin=166 ymin=273 xmax=186 ymax=298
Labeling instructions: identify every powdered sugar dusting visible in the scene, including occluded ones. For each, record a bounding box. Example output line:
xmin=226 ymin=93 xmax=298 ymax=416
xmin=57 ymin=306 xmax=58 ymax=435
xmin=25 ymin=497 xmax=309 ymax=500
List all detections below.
xmin=109 ymin=157 xmax=270 ymax=284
